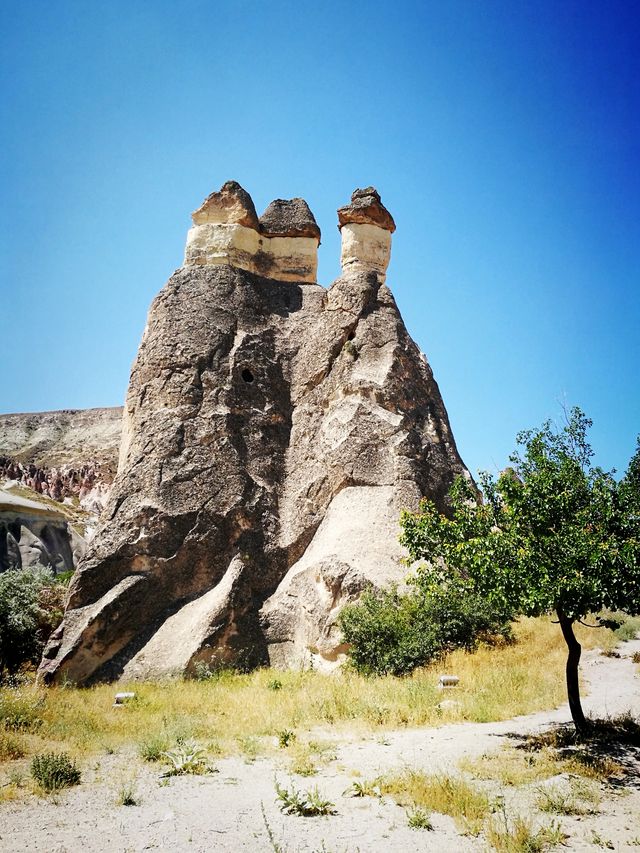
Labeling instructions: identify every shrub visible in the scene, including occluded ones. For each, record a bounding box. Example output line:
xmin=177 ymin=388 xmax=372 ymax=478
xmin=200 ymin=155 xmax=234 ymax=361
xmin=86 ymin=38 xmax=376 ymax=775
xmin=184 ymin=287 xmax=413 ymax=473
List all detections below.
xmin=0 ymin=568 xmax=67 ymax=676
xmin=30 ymin=752 xmax=81 ymax=792
xmin=339 ymin=575 xmax=512 ymax=676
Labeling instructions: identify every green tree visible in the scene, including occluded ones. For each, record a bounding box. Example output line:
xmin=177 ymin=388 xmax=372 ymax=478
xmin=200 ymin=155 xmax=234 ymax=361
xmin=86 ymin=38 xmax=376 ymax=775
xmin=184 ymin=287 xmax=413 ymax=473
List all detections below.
xmin=400 ymin=408 xmax=640 ymax=731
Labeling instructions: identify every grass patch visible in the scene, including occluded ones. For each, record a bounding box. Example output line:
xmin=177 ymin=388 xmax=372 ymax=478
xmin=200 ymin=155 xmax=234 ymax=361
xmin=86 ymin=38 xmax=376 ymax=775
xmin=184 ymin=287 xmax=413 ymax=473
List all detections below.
xmin=461 ymin=743 xmax=623 ymax=786
xmin=0 ymin=616 xmax=620 ymax=769
xmin=378 ymin=769 xmax=490 ymax=835
xmin=535 ymin=777 xmax=600 ymax=815
xmin=524 ymin=713 xmax=640 ymax=751
xmin=138 ymin=734 xmax=170 ymax=762
xmin=285 ymin=739 xmax=336 ymax=777
xmin=0 ymin=731 xmax=27 ymax=761
xmin=486 ymin=810 xmax=567 ymax=852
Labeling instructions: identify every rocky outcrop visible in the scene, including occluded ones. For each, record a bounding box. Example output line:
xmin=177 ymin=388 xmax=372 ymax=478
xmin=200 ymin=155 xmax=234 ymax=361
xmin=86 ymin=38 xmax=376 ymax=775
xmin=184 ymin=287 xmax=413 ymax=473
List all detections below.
xmin=39 ymin=183 xmax=470 ymax=684
xmin=338 ymin=187 xmax=395 ymax=282
xmin=184 ymin=181 xmax=321 ymax=282
xmin=0 ymin=488 xmax=79 ymax=575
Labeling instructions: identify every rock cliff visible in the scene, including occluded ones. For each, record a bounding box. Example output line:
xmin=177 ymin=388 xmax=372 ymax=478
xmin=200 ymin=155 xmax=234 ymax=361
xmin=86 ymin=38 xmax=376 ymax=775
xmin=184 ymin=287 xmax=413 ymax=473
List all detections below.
xmin=40 ymin=183 xmax=470 ymax=683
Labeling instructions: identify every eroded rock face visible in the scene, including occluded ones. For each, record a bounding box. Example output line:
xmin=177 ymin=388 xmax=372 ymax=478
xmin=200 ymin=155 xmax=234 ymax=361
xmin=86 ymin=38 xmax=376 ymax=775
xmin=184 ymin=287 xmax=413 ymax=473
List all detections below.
xmin=39 ymin=184 xmax=470 ymax=683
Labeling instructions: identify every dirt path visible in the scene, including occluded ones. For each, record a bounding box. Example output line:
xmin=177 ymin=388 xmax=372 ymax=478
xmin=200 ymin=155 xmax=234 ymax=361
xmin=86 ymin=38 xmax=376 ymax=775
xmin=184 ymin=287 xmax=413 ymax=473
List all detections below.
xmin=2 ymin=640 xmax=639 ymax=853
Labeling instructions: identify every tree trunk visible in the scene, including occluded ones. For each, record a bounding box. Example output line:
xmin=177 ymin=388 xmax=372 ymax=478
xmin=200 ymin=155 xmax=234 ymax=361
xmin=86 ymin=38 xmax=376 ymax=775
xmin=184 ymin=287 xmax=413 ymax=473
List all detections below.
xmin=557 ymin=608 xmax=587 ymax=731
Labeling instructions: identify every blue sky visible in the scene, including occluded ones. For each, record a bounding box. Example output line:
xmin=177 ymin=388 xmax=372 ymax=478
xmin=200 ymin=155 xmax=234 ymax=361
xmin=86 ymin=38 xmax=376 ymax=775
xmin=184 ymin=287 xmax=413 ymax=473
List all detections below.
xmin=1 ymin=0 xmax=638 ymax=478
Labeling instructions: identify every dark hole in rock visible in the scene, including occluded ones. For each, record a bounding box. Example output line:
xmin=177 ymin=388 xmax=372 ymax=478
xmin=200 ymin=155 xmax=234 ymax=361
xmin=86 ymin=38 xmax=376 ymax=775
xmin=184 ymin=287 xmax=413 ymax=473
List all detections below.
xmin=283 ymin=293 xmax=291 ymax=309
xmin=347 ymin=331 xmax=356 ymax=340
xmin=241 ymin=368 xmax=254 ymax=383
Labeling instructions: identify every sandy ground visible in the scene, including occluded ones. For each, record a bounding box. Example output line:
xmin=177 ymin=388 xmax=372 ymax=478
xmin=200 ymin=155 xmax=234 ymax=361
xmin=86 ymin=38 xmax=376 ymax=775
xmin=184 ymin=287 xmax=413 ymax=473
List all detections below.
xmin=1 ymin=640 xmax=639 ymax=853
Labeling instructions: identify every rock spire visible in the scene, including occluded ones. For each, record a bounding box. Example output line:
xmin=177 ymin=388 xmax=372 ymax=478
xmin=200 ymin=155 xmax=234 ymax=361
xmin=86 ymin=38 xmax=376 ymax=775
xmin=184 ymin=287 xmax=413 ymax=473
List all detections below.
xmin=39 ymin=183 xmax=469 ymax=684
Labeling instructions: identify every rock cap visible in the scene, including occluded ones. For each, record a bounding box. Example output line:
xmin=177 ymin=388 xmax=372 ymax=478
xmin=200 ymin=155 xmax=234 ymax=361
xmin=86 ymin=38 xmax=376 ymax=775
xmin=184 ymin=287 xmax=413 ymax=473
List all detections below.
xmin=337 ymin=187 xmax=396 ymax=233
xmin=192 ymin=181 xmax=260 ymax=230
xmin=259 ymin=198 xmax=321 ymax=241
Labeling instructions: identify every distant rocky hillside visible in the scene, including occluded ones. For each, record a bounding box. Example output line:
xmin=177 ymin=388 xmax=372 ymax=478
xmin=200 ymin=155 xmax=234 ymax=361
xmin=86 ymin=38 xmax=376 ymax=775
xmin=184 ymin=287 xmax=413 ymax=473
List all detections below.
xmin=0 ymin=407 xmax=123 ymax=472
xmin=0 ymin=407 xmax=123 ymax=515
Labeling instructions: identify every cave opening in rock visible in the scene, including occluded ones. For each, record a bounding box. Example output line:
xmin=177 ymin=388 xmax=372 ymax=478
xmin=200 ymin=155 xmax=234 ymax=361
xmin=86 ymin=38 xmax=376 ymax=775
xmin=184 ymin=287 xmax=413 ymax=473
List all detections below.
xmin=241 ymin=368 xmax=254 ymax=383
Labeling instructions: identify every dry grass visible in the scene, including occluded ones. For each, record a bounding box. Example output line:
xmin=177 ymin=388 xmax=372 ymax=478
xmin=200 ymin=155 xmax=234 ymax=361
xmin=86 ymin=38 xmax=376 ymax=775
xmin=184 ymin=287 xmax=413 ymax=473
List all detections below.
xmin=377 ymin=769 xmax=490 ymax=835
xmin=0 ymin=616 xmax=621 ymax=776
xmin=486 ymin=811 xmax=567 ymax=853
xmin=535 ymin=777 xmax=600 ymax=816
xmin=460 ymin=744 xmax=624 ymax=786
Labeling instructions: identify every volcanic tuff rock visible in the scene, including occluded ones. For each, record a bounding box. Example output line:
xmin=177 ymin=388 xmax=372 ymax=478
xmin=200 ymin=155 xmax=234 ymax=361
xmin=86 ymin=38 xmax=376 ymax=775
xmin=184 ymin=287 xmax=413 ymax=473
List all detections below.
xmin=39 ymin=183 xmax=470 ymax=684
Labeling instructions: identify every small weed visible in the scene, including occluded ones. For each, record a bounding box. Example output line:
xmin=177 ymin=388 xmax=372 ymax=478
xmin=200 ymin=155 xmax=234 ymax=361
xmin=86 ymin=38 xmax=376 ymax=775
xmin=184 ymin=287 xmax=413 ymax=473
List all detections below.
xmin=237 ymin=735 xmax=263 ymax=762
xmin=632 ymin=651 xmax=640 ymax=664
xmin=0 ymin=783 xmax=19 ymax=803
xmin=267 ymin=679 xmax=283 ymax=691
xmin=590 ymin=830 xmax=615 ymax=849
xmin=342 ymin=339 xmax=358 ymax=359
xmin=275 ymin=780 xmax=336 ymax=816
xmin=345 ymin=779 xmax=381 ymax=798
xmin=31 ymin=752 xmax=81 ymax=793
xmin=278 ymin=729 xmax=296 ymax=748
xmin=138 ymin=735 xmax=170 ymax=762
xmin=307 ymin=740 xmax=337 ymax=761
xmin=116 ymin=782 xmax=140 ymax=806
xmin=161 ymin=740 xmax=210 ymax=776
xmin=289 ymin=752 xmax=317 ymax=777
xmin=407 ymin=807 xmax=434 ymax=830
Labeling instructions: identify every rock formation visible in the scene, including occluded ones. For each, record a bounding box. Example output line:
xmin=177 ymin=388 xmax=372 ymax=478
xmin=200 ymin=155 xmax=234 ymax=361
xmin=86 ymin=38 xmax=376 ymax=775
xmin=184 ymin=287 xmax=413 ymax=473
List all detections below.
xmin=39 ymin=183 xmax=470 ymax=684
xmin=0 ymin=488 xmax=78 ymax=575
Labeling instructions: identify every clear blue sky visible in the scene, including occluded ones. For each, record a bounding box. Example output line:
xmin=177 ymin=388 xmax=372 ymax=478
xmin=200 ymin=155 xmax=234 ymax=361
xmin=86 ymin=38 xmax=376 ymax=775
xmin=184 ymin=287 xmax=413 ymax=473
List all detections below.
xmin=1 ymin=0 xmax=638 ymax=478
